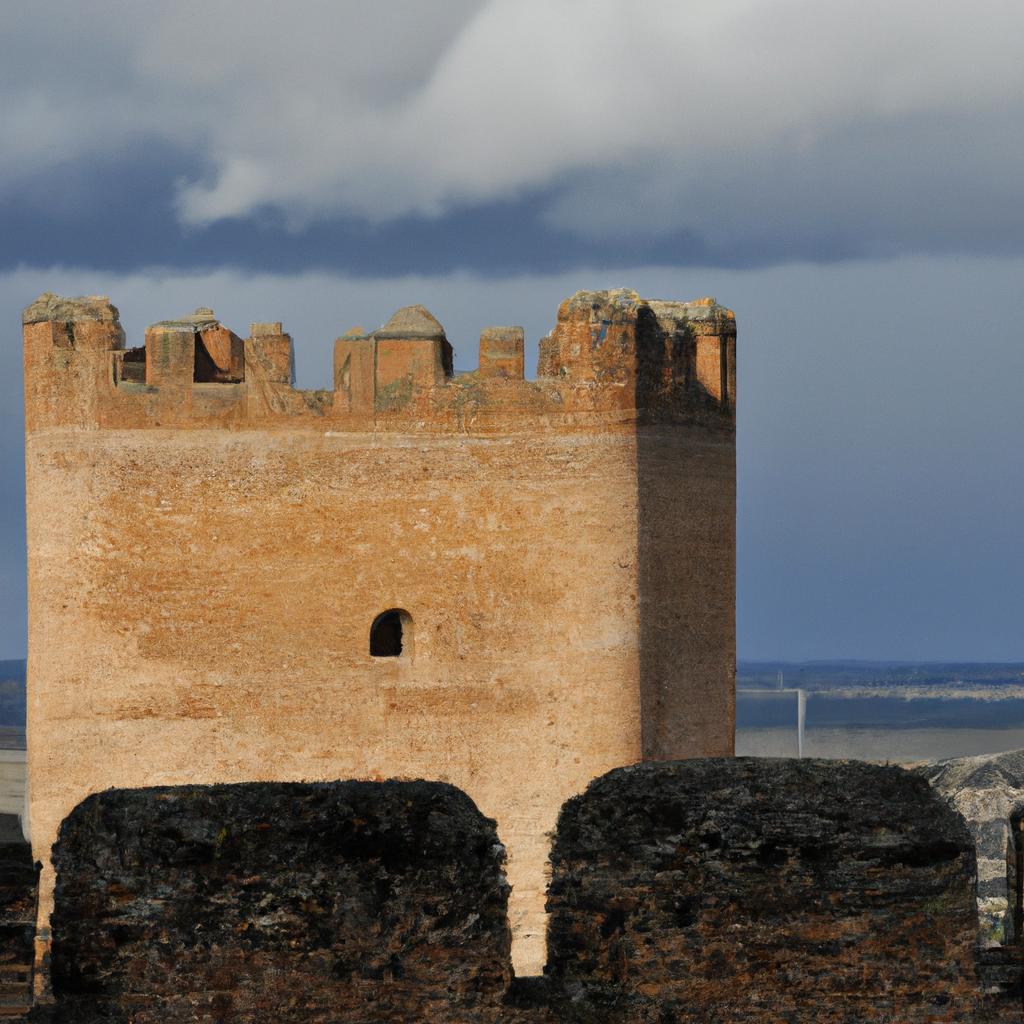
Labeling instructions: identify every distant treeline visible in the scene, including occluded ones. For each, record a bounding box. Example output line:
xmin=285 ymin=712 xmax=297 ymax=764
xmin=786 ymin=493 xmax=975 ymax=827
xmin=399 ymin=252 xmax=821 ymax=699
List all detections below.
xmin=739 ymin=660 xmax=1024 ymax=691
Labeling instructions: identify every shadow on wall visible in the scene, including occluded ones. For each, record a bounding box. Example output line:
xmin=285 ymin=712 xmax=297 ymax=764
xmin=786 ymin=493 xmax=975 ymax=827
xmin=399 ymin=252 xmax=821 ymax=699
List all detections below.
xmin=632 ymin=299 xmax=736 ymax=761
xmin=24 ymin=759 xmax=1016 ymax=1024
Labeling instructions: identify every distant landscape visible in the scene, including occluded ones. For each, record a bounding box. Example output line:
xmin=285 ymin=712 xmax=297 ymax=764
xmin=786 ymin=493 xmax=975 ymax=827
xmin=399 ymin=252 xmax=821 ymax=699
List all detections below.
xmin=740 ymin=660 xmax=1024 ymax=691
xmin=738 ymin=660 xmax=1024 ymax=728
xmin=0 ymin=661 xmax=23 ymax=727
xmin=738 ymin=660 xmax=1024 ymax=762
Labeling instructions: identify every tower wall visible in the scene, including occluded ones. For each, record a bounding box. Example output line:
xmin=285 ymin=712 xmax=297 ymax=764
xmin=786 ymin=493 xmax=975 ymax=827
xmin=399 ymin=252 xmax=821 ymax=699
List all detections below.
xmin=22 ymin=289 xmax=735 ymax=975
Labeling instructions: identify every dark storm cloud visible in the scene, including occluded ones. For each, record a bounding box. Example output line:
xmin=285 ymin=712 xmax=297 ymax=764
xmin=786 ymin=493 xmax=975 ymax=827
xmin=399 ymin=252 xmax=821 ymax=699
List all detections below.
xmin=1 ymin=1 xmax=1023 ymax=272
xmin=0 ymin=161 xmax=712 ymax=277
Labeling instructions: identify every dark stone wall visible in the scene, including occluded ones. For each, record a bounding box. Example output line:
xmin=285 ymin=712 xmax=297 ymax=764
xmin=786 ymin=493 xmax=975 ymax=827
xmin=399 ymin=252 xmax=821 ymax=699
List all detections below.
xmin=0 ymin=816 xmax=37 ymax=1017
xmin=39 ymin=781 xmax=512 ymax=1024
xmin=32 ymin=763 xmax=1008 ymax=1023
xmin=546 ymin=759 xmax=983 ymax=1023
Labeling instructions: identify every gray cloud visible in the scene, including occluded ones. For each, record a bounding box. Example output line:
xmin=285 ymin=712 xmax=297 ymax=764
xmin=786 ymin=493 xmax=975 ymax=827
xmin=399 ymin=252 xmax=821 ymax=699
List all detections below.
xmin=1 ymin=1 xmax=1022 ymax=260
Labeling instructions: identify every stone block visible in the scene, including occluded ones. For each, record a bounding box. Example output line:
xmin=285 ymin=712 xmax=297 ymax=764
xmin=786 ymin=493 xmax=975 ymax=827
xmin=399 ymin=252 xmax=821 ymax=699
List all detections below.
xmin=333 ymin=333 xmax=373 ymax=413
xmin=479 ymin=327 xmax=525 ymax=379
xmin=245 ymin=330 xmax=294 ymax=386
xmin=196 ymin=326 xmax=244 ymax=382
xmin=144 ymin=324 xmax=195 ymax=388
xmin=695 ymin=334 xmax=726 ymax=402
xmin=373 ymin=305 xmax=453 ymax=396
xmin=45 ymin=781 xmax=512 ymax=1024
xmin=546 ymin=758 xmax=981 ymax=1023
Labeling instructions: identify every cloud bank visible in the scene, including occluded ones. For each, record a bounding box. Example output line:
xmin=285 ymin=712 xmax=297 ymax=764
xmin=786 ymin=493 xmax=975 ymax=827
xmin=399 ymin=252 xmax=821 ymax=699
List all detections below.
xmin=3 ymin=1 xmax=1023 ymax=263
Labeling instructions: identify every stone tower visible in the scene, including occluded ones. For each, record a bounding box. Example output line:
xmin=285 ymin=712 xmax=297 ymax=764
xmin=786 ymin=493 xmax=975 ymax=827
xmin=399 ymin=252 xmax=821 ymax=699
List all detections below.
xmin=22 ymin=288 xmax=736 ymax=973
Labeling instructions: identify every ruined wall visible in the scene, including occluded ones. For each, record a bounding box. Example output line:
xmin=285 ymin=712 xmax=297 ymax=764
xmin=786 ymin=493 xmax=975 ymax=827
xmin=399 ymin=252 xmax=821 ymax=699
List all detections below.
xmin=917 ymin=749 xmax=1024 ymax=946
xmin=547 ymin=759 xmax=983 ymax=1023
xmin=0 ymin=818 xmax=37 ymax=1018
xmin=41 ymin=781 xmax=511 ymax=1024
xmin=33 ymin=764 xmax=1007 ymax=1023
xmin=23 ymin=289 xmax=736 ymax=973
xmin=916 ymin=750 xmax=1024 ymax=1017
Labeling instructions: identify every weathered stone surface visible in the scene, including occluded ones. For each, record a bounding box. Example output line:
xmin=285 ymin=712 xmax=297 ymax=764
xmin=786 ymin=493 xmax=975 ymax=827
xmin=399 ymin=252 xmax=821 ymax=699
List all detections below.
xmin=917 ymin=748 xmax=1024 ymax=946
xmin=43 ymin=781 xmax=511 ymax=1023
xmin=0 ymin=819 xmax=38 ymax=1017
xmin=22 ymin=293 xmax=118 ymax=325
xmin=250 ymin=321 xmax=283 ymax=337
xmin=478 ymin=326 xmax=525 ymax=379
xmin=375 ymin=304 xmax=446 ymax=339
xmin=151 ymin=306 xmax=221 ymax=331
xmin=976 ymin=946 xmax=1024 ymax=1019
xmin=537 ymin=289 xmax=735 ymax=411
xmin=546 ymin=759 xmax=981 ymax=1023
xmin=24 ymin=767 xmax=1017 ymax=1022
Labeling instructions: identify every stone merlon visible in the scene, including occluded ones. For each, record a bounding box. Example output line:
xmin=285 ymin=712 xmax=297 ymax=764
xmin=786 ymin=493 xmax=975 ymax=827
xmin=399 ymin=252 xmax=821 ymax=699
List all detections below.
xmin=22 ymin=290 xmax=737 ymax=433
xmin=22 ymin=292 xmax=120 ymax=325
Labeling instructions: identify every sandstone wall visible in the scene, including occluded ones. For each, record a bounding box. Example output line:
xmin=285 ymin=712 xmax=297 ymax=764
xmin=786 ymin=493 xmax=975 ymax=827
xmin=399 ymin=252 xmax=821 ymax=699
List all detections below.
xmin=23 ymin=290 xmax=736 ymax=972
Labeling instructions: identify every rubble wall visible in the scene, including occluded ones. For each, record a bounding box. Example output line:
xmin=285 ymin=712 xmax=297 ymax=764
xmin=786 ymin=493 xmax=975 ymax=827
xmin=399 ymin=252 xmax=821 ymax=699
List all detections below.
xmin=32 ymin=763 xmax=1013 ymax=1023
xmin=0 ymin=820 xmax=38 ymax=1017
xmin=40 ymin=781 xmax=511 ymax=1024
xmin=547 ymin=758 xmax=985 ymax=1023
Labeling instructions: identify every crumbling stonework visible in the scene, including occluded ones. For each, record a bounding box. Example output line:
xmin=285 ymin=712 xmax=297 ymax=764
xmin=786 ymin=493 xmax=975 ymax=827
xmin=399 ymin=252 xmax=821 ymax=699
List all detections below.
xmin=0 ymin=818 xmax=37 ymax=1018
xmin=22 ymin=288 xmax=736 ymax=972
xmin=29 ymin=764 xmax=1013 ymax=1023
xmin=546 ymin=758 xmax=982 ymax=1023
xmin=917 ymin=749 xmax=1024 ymax=946
xmin=916 ymin=750 xmax=1024 ymax=1015
xmin=40 ymin=781 xmax=511 ymax=1024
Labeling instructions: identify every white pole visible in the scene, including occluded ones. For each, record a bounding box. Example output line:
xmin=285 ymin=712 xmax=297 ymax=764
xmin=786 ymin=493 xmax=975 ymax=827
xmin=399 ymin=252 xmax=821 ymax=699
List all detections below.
xmin=797 ymin=689 xmax=806 ymax=759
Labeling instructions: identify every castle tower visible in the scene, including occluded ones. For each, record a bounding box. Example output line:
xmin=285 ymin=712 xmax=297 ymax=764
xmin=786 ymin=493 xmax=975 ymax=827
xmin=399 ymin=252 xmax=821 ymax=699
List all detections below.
xmin=22 ymin=288 xmax=736 ymax=974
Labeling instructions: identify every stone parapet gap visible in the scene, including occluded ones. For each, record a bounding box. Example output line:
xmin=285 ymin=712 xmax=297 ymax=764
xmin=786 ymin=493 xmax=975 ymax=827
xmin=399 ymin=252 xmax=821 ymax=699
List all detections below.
xmin=26 ymin=763 xmax=1018 ymax=1022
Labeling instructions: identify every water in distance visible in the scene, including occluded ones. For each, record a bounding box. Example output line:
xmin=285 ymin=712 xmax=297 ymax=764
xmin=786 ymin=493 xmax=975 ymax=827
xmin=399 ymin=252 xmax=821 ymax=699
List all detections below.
xmin=737 ymin=660 xmax=1024 ymax=762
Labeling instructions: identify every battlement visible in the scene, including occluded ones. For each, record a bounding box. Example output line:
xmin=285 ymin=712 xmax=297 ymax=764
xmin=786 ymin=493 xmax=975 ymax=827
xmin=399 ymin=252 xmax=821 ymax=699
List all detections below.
xmin=23 ymin=290 xmax=736 ymax=433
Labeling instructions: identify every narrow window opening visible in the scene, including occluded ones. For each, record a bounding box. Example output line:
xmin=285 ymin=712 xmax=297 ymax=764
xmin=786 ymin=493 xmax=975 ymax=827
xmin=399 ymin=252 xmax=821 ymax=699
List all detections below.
xmin=370 ymin=609 xmax=412 ymax=658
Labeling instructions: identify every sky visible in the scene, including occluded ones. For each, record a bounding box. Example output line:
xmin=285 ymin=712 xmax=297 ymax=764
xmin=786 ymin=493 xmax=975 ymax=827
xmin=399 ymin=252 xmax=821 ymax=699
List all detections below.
xmin=2 ymin=0 xmax=1023 ymax=661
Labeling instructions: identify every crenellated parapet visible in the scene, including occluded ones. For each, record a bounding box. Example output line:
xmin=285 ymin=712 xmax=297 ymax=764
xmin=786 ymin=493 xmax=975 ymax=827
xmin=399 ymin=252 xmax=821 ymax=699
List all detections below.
xmin=23 ymin=290 xmax=736 ymax=433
